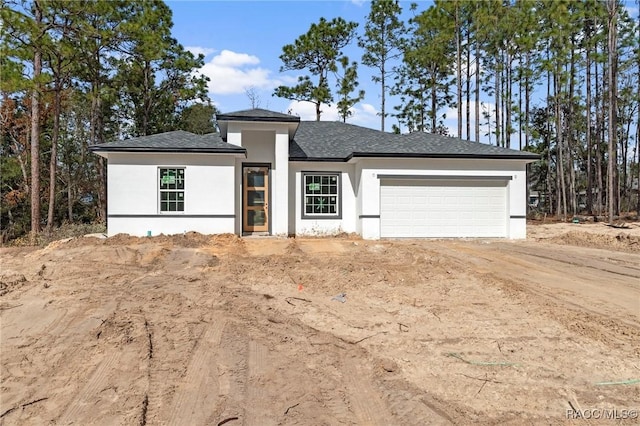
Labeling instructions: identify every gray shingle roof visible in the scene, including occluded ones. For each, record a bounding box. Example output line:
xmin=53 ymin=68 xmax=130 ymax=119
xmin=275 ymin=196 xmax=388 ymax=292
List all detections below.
xmin=216 ymin=108 xmax=300 ymax=123
xmin=290 ymin=121 xmax=539 ymax=161
xmin=89 ymin=130 xmax=246 ymax=153
xmin=89 ymin=116 xmax=539 ymax=161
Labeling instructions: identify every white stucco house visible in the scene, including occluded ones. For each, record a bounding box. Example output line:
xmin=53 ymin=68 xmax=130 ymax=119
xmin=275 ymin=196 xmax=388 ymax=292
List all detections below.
xmin=90 ymin=108 xmax=539 ymax=239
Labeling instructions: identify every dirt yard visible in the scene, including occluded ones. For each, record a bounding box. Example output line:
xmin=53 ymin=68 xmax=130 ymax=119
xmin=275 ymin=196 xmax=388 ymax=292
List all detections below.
xmin=1 ymin=222 xmax=639 ymax=425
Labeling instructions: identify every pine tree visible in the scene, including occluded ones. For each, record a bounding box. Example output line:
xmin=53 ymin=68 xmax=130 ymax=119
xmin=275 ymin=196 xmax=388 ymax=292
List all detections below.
xmin=274 ymin=17 xmax=358 ymax=121
xmin=336 ymin=57 xmax=365 ymax=123
xmin=358 ymin=0 xmax=404 ymax=131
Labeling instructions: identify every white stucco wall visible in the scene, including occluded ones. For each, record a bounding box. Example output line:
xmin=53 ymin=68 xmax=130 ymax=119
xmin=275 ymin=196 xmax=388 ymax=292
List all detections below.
xmin=272 ymin=129 xmax=290 ymax=235
xmin=353 ymin=158 xmax=529 ymax=239
xmin=102 ymin=138 xmax=529 ymax=240
xmin=105 ymin=153 xmax=237 ymax=237
xmin=288 ymin=162 xmax=357 ymax=236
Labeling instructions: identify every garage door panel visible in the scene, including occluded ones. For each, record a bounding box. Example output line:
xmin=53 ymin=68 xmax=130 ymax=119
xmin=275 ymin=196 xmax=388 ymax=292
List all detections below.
xmin=380 ymin=179 xmax=508 ymax=238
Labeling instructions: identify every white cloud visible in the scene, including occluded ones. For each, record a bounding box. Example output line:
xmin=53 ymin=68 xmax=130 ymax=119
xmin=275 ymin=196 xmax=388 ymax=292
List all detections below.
xmin=211 ymin=50 xmax=260 ymax=67
xmin=351 ymin=0 xmax=366 ymax=6
xmin=287 ymin=101 xmax=340 ymax=121
xmin=199 ymin=49 xmax=282 ymax=95
xmin=360 ymin=103 xmax=378 ymax=116
xmin=286 ymin=101 xmax=380 ymax=129
xmin=185 ymin=46 xmax=216 ymax=58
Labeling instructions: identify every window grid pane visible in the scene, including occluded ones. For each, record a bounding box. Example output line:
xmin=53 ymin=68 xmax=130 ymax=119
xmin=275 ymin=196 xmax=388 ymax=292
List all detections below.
xmin=303 ymin=174 xmax=339 ymax=217
xmin=159 ymin=168 xmax=185 ymax=212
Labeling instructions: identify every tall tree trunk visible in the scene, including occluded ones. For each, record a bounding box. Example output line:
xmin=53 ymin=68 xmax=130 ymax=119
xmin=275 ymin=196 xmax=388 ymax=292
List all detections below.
xmin=622 ymin=112 xmax=631 ymax=210
xmin=30 ymin=0 xmax=43 ymax=239
xmin=596 ymin=100 xmax=605 ymax=216
xmin=474 ymin=11 xmax=480 ymax=143
xmin=505 ymin=50 xmax=511 ymax=149
xmin=546 ymin=63 xmax=553 ymax=215
xmin=568 ymin=40 xmax=577 ymax=215
xmin=518 ymin=54 xmax=522 ymax=151
xmin=636 ymin=118 xmax=640 ymax=215
xmin=455 ymin=1 xmax=462 ymax=139
xmin=607 ymin=0 xmax=618 ymax=221
xmin=430 ymin=82 xmax=437 ymax=132
xmin=465 ymin=25 xmax=470 ymax=141
xmin=525 ymin=51 xmax=530 ymax=149
xmin=637 ymin=10 xmax=640 ymax=215
xmin=46 ymin=82 xmax=62 ymax=233
xmin=586 ymin=24 xmax=593 ymax=215
xmin=90 ymin=77 xmax=107 ymax=222
xmin=554 ymin=69 xmax=567 ymax=218
xmin=495 ymin=60 xmax=501 ymax=147
xmin=595 ymin=42 xmax=604 ymax=216
xmin=67 ymin=177 xmax=73 ymax=221
xmin=315 ymin=74 xmax=324 ymax=121
xmin=143 ymin=60 xmax=150 ymax=135
xmin=381 ymin=61 xmax=385 ymax=132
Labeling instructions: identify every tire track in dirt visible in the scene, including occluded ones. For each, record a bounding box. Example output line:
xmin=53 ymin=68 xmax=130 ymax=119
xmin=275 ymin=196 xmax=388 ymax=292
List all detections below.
xmin=244 ymin=340 xmax=272 ymax=426
xmin=57 ymin=351 xmax=121 ymax=424
xmin=343 ymin=357 xmax=393 ymax=425
xmin=214 ymin=323 xmax=251 ymax=424
xmin=438 ymin=242 xmax=640 ymax=328
xmin=167 ymin=318 xmax=226 ymax=426
xmin=505 ymin=243 xmax=640 ymax=278
xmin=435 ymin=242 xmax=640 ymax=353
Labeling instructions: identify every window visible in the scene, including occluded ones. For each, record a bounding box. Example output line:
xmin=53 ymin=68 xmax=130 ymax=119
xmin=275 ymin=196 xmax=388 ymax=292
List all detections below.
xmin=159 ymin=168 xmax=185 ymax=212
xmin=302 ymin=172 xmax=341 ymax=218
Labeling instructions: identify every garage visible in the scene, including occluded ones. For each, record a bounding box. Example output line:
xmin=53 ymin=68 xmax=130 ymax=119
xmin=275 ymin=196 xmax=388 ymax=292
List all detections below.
xmin=380 ymin=177 xmax=509 ymax=238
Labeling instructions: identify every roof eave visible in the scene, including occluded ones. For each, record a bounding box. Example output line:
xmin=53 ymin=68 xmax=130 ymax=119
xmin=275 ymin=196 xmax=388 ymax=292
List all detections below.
xmin=89 ymin=147 xmax=247 ymax=155
xmin=216 ymin=114 xmax=300 ymax=123
xmin=289 ymin=156 xmax=349 ymax=162
xmin=349 ymin=152 xmax=541 ymax=161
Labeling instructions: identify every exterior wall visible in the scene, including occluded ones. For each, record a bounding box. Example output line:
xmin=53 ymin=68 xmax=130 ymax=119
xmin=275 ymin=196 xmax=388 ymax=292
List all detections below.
xmin=228 ymin=123 xmax=289 ymax=235
xmin=103 ymin=142 xmax=529 ymax=239
xmin=273 ymin=128 xmax=290 ymax=235
xmin=354 ymin=158 xmax=528 ymax=239
xmin=288 ymin=162 xmax=357 ymax=236
xmin=108 ymin=216 xmax=235 ymax=237
xmin=105 ymin=153 xmax=236 ymax=236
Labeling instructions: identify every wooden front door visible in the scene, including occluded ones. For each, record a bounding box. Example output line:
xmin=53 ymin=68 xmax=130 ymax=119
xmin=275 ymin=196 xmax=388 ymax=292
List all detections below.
xmin=243 ymin=166 xmax=269 ymax=233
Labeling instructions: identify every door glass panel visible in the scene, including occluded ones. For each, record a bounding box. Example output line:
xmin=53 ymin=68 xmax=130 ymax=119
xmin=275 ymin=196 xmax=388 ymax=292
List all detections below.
xmin=247 ymin=171 xmax=265 ymax=187
xmin=247 ymin=210 xmax=265 ymax=226
xmin=248 ymin=190 xmax=265 ymax=206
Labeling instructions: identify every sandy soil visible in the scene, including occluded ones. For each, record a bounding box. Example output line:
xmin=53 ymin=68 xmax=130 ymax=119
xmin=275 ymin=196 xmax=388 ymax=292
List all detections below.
xmin=1 ymin=223 xmax=639 ymax=425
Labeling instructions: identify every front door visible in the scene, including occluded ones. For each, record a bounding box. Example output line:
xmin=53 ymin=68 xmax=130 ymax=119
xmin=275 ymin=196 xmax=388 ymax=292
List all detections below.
xmin=243 ymin=166 xmax=269 ymax=233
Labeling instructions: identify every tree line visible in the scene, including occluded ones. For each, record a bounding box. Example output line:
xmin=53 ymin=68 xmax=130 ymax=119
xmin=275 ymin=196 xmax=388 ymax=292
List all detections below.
xmin=1 ymin=0 xmax=217 ymax=241
xmin=273 ymin=0 xmax=640 ymax=220
xmin=2 ymin=0 xmax=639 ymax=242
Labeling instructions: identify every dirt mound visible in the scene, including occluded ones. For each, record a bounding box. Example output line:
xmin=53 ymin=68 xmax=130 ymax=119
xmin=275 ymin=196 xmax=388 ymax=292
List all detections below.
xmin=0 ymin=271 xmax=28 ymax=296
xmin=529 ymin=221 xmax=640 ymax=252
xmin=548 ymin=231 xmax=640 ymax=252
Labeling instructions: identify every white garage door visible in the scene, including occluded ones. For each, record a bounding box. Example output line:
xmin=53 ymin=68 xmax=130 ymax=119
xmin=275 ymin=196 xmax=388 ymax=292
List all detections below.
xmin=380 ymin=178 xmax=508 ymax=238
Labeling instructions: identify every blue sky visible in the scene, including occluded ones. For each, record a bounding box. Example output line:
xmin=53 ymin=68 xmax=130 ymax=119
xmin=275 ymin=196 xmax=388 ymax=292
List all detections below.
xmin=167 ymin=0 xmax=424 ymax=130
xmin=166 ymin=0 xmax=640 ymax=141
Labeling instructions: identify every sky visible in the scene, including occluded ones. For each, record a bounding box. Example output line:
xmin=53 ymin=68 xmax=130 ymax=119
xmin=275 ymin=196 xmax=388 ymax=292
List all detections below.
xmin=166 ymin=0 xmax=640 ymax=142
xmin=166 ymin=0 xmax=427 ymax=131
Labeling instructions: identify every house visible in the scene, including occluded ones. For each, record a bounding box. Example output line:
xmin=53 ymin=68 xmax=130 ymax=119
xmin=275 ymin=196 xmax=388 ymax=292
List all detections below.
xmin=90 ymin=108 xmax=539 ymax=239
